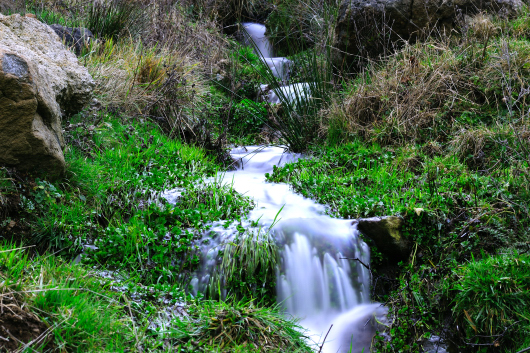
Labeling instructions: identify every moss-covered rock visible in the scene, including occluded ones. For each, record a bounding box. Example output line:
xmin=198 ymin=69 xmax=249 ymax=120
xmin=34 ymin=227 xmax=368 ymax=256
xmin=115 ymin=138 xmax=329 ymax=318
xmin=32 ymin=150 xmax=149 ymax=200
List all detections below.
xmin=356 ymin=216 xmax=410 ymax=263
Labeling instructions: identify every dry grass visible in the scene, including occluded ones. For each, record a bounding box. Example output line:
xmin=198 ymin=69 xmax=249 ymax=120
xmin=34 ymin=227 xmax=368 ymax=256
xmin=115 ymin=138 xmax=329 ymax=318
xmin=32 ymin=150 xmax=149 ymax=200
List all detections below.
xmin=326 ymin=38 xmax=467 ymax=144
xmin=450 ymin=124 xmax=530 ymax=171
xmin=82 ymin=0 xmax=229 ymax=138
xmin=87 ymin=39 xmax=205 ymax=114
xmin=325 ymin=13 xmax=530 ymax=146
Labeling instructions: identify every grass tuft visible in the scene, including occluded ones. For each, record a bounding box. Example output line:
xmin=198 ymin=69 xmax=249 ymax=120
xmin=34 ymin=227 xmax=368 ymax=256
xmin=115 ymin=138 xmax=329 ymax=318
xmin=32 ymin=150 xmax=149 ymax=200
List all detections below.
xmin=449 ymin=252 xmax=530 ymax=348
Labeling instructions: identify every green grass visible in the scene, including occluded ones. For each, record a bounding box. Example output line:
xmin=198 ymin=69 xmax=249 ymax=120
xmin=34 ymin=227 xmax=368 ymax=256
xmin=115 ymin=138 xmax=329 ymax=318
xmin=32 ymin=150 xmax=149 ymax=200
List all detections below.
xmin=449 ymin=253 xmax=530 ymax=350
xmin=0 ymin=242 xmax=310 ymax=352
xmin=158 ymin=299 xmax=311 ymax=352
xmin=0 ymin=243 xmax=136 ymax=352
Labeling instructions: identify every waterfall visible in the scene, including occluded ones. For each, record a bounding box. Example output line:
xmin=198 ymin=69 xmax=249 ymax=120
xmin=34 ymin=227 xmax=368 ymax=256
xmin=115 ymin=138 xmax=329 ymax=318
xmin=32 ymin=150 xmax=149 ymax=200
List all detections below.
xmin=242 ymin=23 xmax=311 ymax=104
xmin=163 ymin=146 xmax=387 ymax=352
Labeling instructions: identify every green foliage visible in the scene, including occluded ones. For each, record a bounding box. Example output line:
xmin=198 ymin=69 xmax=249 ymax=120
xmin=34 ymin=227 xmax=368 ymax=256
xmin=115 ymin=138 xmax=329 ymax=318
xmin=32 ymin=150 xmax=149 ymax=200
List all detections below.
xmin=2 ymin=113 xmax=255 ymax=288
xmin=85 ymin=0 xmax=146 ymax=39
xmin=179 ymin=178 xmax=255 ymax=223
xmin=449 ymin=253 xmax=530 ymax=349
xmin=160 ymin=299 xmax=311 ymax=352
xmin=230 ymin=99 xmax=267 ymax=135
xmin=86 ymin=205 xmax=200 ymax=285
xmin=33 ymin=8 xmax=81 ymax=27
xmin=208 ymin=229 xmax=278 ymax=304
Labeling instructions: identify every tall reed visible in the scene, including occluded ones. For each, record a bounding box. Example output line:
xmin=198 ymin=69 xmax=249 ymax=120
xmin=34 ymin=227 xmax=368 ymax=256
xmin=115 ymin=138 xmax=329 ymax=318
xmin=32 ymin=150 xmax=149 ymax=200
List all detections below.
xmin=239 ymin=17 xmax=338 ymax=152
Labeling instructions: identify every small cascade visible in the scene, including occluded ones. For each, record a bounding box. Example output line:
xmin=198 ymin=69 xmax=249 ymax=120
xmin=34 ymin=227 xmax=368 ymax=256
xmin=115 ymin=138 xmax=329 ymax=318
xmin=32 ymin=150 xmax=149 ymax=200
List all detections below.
xmin=241 ymin=23 xmax=274 ymax=58
xmin=163 ymin=146 xmax=386 ymax=352
xmin=242 ymin=23 xmax=310 ymax=104
xmin=164 ymin=22 xmax=382 ymax=353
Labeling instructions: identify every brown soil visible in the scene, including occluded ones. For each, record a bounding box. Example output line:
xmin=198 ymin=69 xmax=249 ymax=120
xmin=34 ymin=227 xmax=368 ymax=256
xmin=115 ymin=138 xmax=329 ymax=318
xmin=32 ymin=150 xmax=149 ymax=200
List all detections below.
xmin=0 ymin=295 xmax=54 ymax=352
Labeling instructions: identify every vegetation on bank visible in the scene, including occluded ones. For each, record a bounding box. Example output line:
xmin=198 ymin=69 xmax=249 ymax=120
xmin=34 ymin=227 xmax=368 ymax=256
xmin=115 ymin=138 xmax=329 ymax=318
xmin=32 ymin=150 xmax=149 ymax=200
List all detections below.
xmin=265 ymin=10 xmax=530 ymax=353
xmin=0 ymin=111 xmax=309 ymax=351
xmin=1 ymin=0 xmax=529 ymax=352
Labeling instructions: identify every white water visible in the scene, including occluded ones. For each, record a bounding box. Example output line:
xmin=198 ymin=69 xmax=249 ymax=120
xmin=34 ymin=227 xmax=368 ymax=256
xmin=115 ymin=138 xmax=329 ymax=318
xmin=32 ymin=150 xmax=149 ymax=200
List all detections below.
xmin=163 ymin=146 xmax=387 ymax=352
xmin=267 ymin=82 xmax=311 ymax=104
xmin=242 ymin=23 xmax=311 ymax=104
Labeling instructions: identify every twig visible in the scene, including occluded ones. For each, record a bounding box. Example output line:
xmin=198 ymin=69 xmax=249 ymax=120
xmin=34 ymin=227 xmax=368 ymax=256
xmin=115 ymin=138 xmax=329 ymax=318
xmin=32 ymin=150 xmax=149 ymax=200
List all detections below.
xmin=0 ymin=245 xmax=35 ymax=254
xmin=520 ymin=243 xmax=530 ymax=255
xmin=318 ymin=324 xmax=333 ymax=353
xmin=516 ymin=347 xmax=530 ymax=353
xmin=466 ymin=321 xmax=520 ymax=347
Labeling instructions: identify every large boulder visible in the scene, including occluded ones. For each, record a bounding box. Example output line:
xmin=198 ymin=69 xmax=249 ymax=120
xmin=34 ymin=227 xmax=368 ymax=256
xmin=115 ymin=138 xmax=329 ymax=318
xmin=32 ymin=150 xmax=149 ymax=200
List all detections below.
xmin=0 ymin=14 xmax=94 ymax=175
xmin=334 ymin=0 xmax=524 ymax=68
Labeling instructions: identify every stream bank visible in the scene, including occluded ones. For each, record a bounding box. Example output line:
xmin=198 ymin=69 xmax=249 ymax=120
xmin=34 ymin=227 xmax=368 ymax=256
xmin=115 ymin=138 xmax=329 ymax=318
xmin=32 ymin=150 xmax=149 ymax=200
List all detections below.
xmin=1 ymin=0 xmax=530 ymax=352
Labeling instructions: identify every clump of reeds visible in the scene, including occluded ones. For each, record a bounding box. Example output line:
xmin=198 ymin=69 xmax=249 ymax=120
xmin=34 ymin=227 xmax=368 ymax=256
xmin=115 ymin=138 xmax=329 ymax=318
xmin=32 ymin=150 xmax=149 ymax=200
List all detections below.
xmin=207 ymin=228 xmax=278 ymax=303
xmin=168 ymin=299 xmax=311 ymax=352
xmin=266 ymin=0 xmax=340 ymax=56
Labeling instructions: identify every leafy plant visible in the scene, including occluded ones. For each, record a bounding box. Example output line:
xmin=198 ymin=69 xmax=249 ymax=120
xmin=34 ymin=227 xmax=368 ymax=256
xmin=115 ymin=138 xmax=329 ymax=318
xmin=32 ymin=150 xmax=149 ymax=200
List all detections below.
xmin=230 ymin=99 xmax=267 ymax=136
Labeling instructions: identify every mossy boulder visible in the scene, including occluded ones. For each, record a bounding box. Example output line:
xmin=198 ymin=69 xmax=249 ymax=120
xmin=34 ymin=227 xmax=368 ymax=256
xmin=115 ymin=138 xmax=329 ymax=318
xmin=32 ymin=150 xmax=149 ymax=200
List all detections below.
xmin=356 ymin=216 xmax=411 ymax=263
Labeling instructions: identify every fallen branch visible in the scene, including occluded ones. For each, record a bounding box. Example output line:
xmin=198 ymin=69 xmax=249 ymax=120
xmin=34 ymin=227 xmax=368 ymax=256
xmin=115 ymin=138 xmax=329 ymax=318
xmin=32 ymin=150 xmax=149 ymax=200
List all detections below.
xmin=516 ymin=347 xmax=530 ymax=353
xmin=318 ymin=324 xmax=333 ymax=353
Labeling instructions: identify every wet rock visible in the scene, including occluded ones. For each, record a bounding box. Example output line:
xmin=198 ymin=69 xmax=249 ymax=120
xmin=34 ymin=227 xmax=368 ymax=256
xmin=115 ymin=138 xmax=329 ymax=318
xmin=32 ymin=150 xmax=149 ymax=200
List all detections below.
xmin=355 ymin=216 xmax=410 ymax=262
xmin=49 ymin=24 xmax=94 ymax=55
xmin=422 ymin=335 xmax=449 ymax=353
xmin=0 ymin=13 xmax=94 ymax=175
xmin=334 ymin=0 xmax=524 ymax=68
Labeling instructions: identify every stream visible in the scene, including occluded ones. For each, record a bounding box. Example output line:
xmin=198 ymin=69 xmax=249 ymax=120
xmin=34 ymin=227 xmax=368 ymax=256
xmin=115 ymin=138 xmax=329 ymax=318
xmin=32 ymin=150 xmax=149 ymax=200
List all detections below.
xmin=163 ymin=24 xmax=388 ymax=352
xmin=163 ymin=146 xmax=387 ymax=352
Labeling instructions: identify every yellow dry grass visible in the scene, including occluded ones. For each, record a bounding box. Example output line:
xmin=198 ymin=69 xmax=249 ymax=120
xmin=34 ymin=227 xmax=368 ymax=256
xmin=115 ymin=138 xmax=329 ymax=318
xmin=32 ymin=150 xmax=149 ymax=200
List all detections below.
xmin=325 ymin=12 xmax=530 ymax=146
xmin=83 ymin=0 xmax=229 ymax=133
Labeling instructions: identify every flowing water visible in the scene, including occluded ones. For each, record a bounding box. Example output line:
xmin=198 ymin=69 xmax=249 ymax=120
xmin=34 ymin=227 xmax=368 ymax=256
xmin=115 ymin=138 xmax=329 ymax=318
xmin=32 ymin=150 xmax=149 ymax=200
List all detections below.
xmin=165 ymin=23 xmax=386 ymax=352
xmin=163 ymin=146 xmax=387 ymax=352
xmin=242 ymin=23 xmax=311 ymax=104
